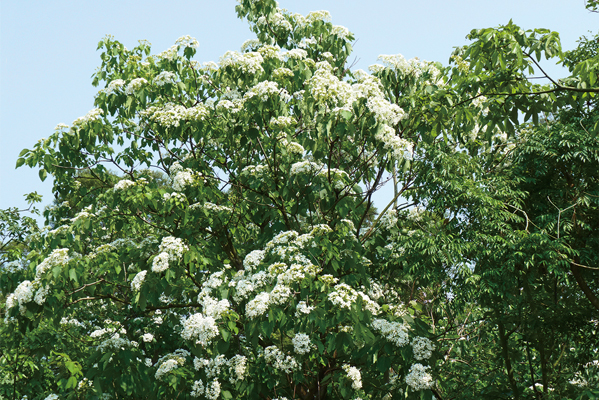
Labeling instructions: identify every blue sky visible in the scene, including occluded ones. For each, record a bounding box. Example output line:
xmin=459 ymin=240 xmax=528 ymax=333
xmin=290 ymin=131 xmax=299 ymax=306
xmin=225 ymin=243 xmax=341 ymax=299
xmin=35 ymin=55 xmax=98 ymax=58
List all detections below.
xmin=0 ymin=0 xmax=597 ymax=218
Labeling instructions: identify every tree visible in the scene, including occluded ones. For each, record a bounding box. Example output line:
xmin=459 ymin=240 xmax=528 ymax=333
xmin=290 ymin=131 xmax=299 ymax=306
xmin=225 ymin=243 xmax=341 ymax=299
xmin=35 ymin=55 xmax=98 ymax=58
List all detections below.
xmin=1 ymin=0 xmax=597 ymax=399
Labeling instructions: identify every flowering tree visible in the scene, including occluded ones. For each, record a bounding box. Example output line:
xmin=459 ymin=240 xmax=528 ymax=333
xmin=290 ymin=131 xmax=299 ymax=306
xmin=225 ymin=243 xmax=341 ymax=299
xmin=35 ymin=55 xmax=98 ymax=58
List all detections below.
xmin=2 ymin=0 xmax=598 ymax=399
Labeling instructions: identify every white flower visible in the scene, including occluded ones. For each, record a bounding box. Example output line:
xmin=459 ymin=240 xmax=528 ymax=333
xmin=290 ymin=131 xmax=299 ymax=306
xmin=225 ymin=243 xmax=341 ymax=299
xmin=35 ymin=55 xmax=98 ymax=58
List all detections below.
xmin=181 ymin=313 xmax=219 ymax=346
xmin=292 ymin=333 xmax=314 ymax=354
xmin=131 ymin=270 xmax=147 ymax=291
xmin=106 ymin=79 xmax=126 ymax=94
xmin=35 ymin=248 xmax=69 ymax=279
xmin=295 ymin=301 xmax=314 ymax=317
xmin=342 ymin=364 xmax=363 ymax=390
xmin=153 ymin=71 xmax=177 ymax=86
xmin=405 ymin=363 xmax=433 ymax=391
xmin=328 ymin=283 xmax=358 ymax=309
xmin=206 ymin=379 xmax=221 ymax=400
xmin=73 ymin=108 xmax=103 ymax=127
xmin=264 ymin=346 xmax=299 ymax=373
xmin=43 ymin=395 xmax=59 ymax=400
xmin=175 ymin=35 xmax=199 ymax=49
xmin=151 ymin=252 xmax=170 ymax=273
xmin=243 ymin=250 xmax=265 ymax=271
xmin=141 ymin=333 xmax=154 ymax=343
xmin=191 ymin=379 xmax=205 ymax=397
xmin=33 ymin=285 xmax=50 ymax=305
xmin=371 ymin=318 xmax=409 ymax=347
xmin=411 ymin=336 xmax=435 ymax=360
xmin=172 ymin=169 xmax=194 ymax=191
xmin=246 ymin=292 xmax=270 ymax=319
xmin=155 ymin=359 xmax=179 ymax=380
xmin=114 ymin=179 xmax=135 ymax=190
xmin=219 ymin=51 xmax=264 ymax=75
xmin=269 ymin=283 xmax=292 ymax=305
xmin=125 ymin=78 xmax=148 ymax=95
xmin=228 ymin=355 xmax=247 ymax=383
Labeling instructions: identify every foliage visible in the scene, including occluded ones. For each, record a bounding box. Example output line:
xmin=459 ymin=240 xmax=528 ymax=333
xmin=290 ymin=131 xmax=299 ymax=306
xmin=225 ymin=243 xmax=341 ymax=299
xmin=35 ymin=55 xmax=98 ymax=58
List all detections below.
xmin=1 ymin=1 xmax=597 ymax=399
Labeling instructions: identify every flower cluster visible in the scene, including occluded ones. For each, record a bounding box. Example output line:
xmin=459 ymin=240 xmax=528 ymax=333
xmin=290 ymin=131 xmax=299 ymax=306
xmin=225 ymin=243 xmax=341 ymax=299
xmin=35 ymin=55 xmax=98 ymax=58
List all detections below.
xmin=371 ymin=318 xmax=409 ymax=347
xmin=292 ymin=332 xmax=314 ymax=354
xmin=175 ymin=35 xmax=200 ymax=49
xmin=375 ymin=125 xmax=413 ymax=161
xmin=125 ymin=78 xmax=148 ymax=95
xmin=264 ymin=346 xmax=299 ymax=373
xmin=342 ymin=364 xmax=363 ymax=390
xmin=73 ymin=108 xmax=103 ymax=127
xmin=180 ymin=313 xmax=219 ymax=346
xmin=405 ymin=363 xmax=433 ymax=391
xmin=153 ymin=71 xmax=177 ymax=86
xmin=244 ymin=80 xmax=290 ymax=102
xmin=411 ymin=336 xmax=435 ymax=360
xmin=114 ymin=179 xmax=135 ymax=191
xmin=151 ymin=236 xmax=188 ymax=273
xmin=219 ymin=51 xmax=264 ymax=75
xmin=140 ymin=103 xmax=210 ymax=128
xmin=131 ymin=270 xmax=147 ymax=291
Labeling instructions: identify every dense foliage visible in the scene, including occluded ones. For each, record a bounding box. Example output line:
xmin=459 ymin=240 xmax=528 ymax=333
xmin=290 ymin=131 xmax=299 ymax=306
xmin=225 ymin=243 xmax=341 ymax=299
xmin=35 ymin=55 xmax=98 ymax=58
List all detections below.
xmin=1 ymin=1 xmax=597 ymax=399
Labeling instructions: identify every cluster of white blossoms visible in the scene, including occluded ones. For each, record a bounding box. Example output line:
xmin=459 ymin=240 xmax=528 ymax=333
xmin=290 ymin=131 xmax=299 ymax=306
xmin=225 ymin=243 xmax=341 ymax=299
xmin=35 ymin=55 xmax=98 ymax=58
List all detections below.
xmin=175 ymin=35 xmax=200 ymax=49
xmin=106 ymin=79 xmax=126 ymax=94
xmin=181 ymin=313 xmax=219 ymax=346
xmin=245 ymin=292 xmax=271 ymax=319
xmin=371 ymin=319 xmax=409 ymax=347
xmin=141 ymin=102 xmax=211 ymax=128
xmin=171 ymin=164 xmax=195 ymax=191
xmin=73 ymin=108 xmax=103 ymax=128
xmin=5 ymin=281 xmax=33 ymax=315
xmin=375 ymin=125 xmax=414 ymax=161
xmin=244 ymin=80 xmax=290 ymax=102
xmin=380 ymin=209 xmax=398 ymax=230
xmin=372 ymin=54 xmax=441 ymax=81
xmin=405 ymin=363 xmax=433 ymax=391
xmin=113 ymin=179 xmax=135 ymax=191
xmin=292 ymin=332 xmax=314 ymax=354
xmin=243 ymin=249 xmax=266 ymax=272
xmin=6 ymin=248 xmax=71 ymax=315
xmin=328 ymin=283 xmax=358 ymax=309
xmin=342 ymin=364 xmax=363 ymax=390
xmin=264 ymin=345 xmax=299 ymax=373
xmin=295 ymin=301 xmax=314 ymax=317
xmin=125 ymin=78 xmax=148 ymax=95
xmin=219 ymin=50 xmax=264 ymax=75
xmin=141 ymin=333 xmax=154 ymax=343
xmin=151 ymin=236 xmax=188 ymax=273
xmin=130 ymin=270 xmax=147 ymax=291
xmin=153 ymin=71 xmax=177 ymax=86
xmin=269 ymin=116 xmax=294 ymax=129
xmin=411 ymin=336 xmax=435 ymax=360
xmin=35 ymin=248 xmax=69 ymax=279
xmin=272 ymin=67 xmax=295 ymax=81
xmin=257 ymin=9 xmax=292 ymax=31
xmin=282 ymin=48 xmax=307 ymax=60
xmin=367 ymin=97 xmax=405 ymax=125
xmin=190 ymin=378 xmax=220 ymax=399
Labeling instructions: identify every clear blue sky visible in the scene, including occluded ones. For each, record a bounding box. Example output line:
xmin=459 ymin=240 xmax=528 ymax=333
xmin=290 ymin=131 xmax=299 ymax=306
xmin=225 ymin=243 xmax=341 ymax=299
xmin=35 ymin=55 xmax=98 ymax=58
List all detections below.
xmin=1 ymin=0 xmax=597 ymax=218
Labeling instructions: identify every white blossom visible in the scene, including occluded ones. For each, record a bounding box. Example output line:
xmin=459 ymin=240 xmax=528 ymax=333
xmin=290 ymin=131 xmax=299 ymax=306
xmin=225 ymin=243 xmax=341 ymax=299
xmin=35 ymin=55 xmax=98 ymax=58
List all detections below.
xmin=411 ymin=336 xmax=435 ymax=360
xmin=125 ymin=78 xmax=148 ymax=95
xmin=131 ymin=270 xmax=147 ymax=291
xmin=342 ymin=364 xmax=363 ymax=390
xmin=292 ymin=333 xmax=314 ymax=354
xmin=405 ymin=363 xmax=433 ymax=391
xmin=264 ymin=346 xmax=299 ymax=373
xmin=181 ymin=313 xmax=219 ymax=346
xmin=371 ymin=318 xmax=409 ymax=347
xmin=246 ymin=292 xmax=271 ymax=319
